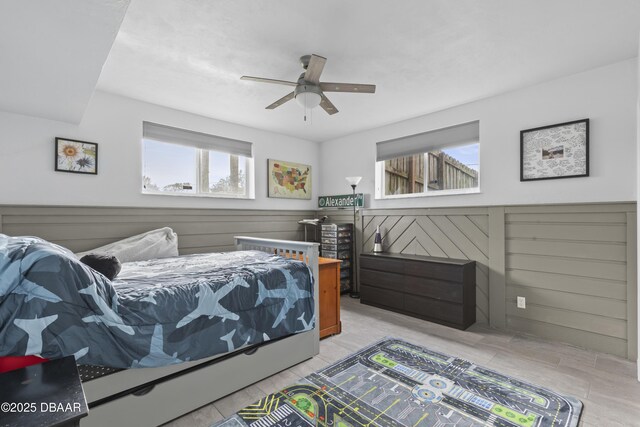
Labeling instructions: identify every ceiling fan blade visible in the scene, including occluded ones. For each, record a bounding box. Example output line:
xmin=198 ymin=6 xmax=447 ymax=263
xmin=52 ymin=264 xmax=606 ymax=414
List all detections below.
xmin=241 ymin=76 xmax=297 ymax=87
xmin=266 ymin=92 xmax=295 ymax=109
xmin=320 ymin=94 xmax=338 ymax=115
xmin=304 ymin=54 xmax=327 ymax=84
xmin=320 ymin=83 xmax=376 ymax=93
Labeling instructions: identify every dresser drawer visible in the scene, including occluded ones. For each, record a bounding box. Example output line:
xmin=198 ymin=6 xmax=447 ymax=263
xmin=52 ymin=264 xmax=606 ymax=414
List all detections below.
xmin=321 ymin=224 xmax=352 ymax=232
xmin=320 ymin=236 xmax=351 ymax=245
xmin=323 ymin=251 xmax=350 ymax=260
xmin=360 ymin=255 xmax=404 ymax=275
xmin=404 ymin=295 xmax=464 ymax=325
xmin=404 ymin=276 xmax=464 ymax=303
xmin=360 ymin=285 xmax=403 ymax=311
xmin=404 ymin=259 xmax=468 ymax=282
xmin=360 ymin=269 xmax=403 ymax=292
xmin=322 ymin=243 xmax=351 ymax=252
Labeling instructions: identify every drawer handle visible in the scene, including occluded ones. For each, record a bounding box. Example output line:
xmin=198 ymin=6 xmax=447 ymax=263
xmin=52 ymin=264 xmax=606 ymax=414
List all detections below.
xmin=132 ymin=385 xmax=155 ymax=396
xmin=244 ymin=347 xmax=259 ymax=356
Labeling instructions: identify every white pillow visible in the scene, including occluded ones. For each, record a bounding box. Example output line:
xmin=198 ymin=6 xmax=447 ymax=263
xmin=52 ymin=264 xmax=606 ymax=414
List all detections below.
xmin=76 ymin=227 xmax=179 ymax=262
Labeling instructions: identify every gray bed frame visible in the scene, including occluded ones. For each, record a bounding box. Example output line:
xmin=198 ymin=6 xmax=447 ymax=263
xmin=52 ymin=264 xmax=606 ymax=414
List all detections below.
xmin=80 ymin=236 xmax=320 ymax=427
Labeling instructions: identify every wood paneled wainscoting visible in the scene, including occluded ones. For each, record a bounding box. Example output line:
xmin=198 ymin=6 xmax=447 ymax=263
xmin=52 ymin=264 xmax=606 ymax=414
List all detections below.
xmin=0 ymin=203 xmax=636 ymax=359
xmin=0 ymin=205 xmax=316 ymax=254
xmin=355 ymin=203 xmax=637 ymax=360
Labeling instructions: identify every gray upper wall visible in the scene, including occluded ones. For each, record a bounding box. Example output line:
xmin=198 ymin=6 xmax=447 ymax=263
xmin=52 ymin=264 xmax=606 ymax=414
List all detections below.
xmin=0 ymin=205 xmax=314 ymax=254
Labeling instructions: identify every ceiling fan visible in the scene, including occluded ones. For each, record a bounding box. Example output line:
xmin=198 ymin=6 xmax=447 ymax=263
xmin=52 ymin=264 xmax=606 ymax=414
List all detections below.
xmin=241 ymin=54 xmax=376 ymax=116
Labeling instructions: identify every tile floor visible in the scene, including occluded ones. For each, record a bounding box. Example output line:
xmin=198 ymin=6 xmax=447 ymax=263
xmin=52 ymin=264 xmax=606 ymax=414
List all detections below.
xmin=164 ymin=296 xmax=640 ymax=427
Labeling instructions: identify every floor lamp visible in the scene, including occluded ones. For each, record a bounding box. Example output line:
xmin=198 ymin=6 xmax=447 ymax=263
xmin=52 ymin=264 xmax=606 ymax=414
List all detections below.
xmin=345 ymin=176 xmax=362 ymax=298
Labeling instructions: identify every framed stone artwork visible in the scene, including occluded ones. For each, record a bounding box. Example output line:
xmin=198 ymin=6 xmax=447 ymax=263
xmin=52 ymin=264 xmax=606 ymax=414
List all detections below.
xmin=520 ymin=119 xmax=589 ymax=181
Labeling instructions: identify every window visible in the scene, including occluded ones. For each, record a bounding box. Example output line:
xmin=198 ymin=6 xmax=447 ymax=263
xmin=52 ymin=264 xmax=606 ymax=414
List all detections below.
xmin=142 ymin=122 xmax=254 ymax=198
xmin=376 ymin=121 xmax=479 ymax=198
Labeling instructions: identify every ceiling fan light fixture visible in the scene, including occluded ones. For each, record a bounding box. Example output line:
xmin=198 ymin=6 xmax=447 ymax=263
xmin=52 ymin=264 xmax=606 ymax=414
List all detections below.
xmin=241 ymin=53 xmax=375 ymax=116
xmin=295 ymin=91 xmax=322 ymax=109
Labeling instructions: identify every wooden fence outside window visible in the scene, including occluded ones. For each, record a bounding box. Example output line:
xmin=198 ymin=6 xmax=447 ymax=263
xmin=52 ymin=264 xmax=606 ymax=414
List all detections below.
xmin=385 ymin=151 xmax=478 ymax=195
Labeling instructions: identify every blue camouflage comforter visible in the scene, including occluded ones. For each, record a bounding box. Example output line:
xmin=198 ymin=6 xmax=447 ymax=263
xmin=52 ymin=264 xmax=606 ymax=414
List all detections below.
xmin=0 ymin=234 xmax=314 ymax=368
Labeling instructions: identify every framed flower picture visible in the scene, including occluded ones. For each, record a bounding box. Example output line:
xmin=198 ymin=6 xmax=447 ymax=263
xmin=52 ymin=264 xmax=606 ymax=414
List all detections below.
xmin=55 ymin=138 xmax=98 ymax=175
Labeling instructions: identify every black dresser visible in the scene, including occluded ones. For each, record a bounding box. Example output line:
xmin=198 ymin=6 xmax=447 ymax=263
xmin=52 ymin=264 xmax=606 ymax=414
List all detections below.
xmin=360 ymin=252 xmax=476 ymax=330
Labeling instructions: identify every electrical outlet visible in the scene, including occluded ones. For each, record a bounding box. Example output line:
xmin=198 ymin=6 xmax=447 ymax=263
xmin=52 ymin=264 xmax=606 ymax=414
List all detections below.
xmin=517 ymin=296 xmax=526 ymax=309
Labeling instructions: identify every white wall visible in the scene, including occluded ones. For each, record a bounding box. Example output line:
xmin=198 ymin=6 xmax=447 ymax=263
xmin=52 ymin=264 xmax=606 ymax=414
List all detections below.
xmin=0 ymin=91 xmax=319 ymax=210
xmin=1 ymin=59 xmax=636 ymax=210
xmin=636 ymin=39 xmax=640 ymax=379
xmin=320 ymin=59 xmax=638 ymax=207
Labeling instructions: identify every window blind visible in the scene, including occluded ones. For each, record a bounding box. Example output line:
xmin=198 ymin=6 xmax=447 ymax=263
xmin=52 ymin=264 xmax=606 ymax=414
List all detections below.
xmin=376 ymin=120 xmax=479 ymax=161
xmin=143 ymin=121 xmax=253 ymax=158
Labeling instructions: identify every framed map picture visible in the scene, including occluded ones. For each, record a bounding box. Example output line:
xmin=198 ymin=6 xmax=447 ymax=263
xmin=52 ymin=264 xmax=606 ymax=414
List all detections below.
xmin=520 ymin=119 xmax=589 ymax=181
xmin=268 ymin=159 xmax=311 ymax=199
xmin=55 ymin=137 xmax=98 ymax=175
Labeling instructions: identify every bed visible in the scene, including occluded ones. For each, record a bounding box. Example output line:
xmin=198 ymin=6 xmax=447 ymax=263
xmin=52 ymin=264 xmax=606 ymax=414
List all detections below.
xmin=0 ymin=235 xmax=320 ymax=426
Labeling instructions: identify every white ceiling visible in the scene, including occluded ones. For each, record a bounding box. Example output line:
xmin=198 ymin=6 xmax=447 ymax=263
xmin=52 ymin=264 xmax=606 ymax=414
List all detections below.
xmin=96 ymin=0 xmax=640 ymax=142
xmin=5 ymin=1 xmax=640 ymax=142
xmin=0 ymin=0 xmax=130 ymax=123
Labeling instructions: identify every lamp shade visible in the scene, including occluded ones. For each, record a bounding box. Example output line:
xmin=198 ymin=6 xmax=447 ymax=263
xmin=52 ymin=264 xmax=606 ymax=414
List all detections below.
xmin=345 ymin=176 xmax=362 ymax=186
xmin=295 ymin=92 xmax=321 ymax=109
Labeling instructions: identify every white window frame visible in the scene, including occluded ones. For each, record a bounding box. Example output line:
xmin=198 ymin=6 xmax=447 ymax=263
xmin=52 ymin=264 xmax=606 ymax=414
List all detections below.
xmin=141 ymin=122 xmax=255 ymax=199
xmin=375 ymin=121 xmax=480 ymax=200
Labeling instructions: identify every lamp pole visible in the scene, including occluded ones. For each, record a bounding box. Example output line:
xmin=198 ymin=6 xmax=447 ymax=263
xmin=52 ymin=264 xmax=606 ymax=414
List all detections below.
xmin=351 ymin=183 xmax=360 ymax=298
xmin=345 ymin=177 xmax=362 ymax=299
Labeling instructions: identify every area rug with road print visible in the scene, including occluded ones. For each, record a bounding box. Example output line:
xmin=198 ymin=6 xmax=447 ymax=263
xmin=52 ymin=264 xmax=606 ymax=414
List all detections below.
xmin=213 ymin=337 xmax=582 ymax=427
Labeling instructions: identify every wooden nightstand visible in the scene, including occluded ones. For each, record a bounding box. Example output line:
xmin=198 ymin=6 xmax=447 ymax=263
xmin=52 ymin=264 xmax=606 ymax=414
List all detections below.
xmin=0 ymin=356 xmax=88 ymax=427
xmin=318 ymin=257 xmax=342 ymax=338
xmin=283 ymin=253 xmax=342 ymax=338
